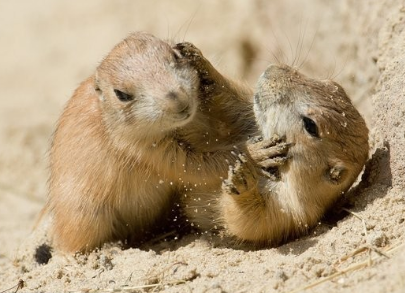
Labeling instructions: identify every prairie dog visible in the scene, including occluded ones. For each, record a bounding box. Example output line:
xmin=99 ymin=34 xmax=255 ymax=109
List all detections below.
xmin=220 ymin=64 xmax=369 ymax=245
xmin=181 ymin=62 xmax=369 ymax=245
xmin=44 ymin=33 xmax=255 ymax=252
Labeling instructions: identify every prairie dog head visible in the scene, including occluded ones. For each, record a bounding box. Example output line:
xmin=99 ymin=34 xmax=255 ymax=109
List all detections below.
xmin=255 ymin=64 xmax=369 ymax=210
xmin=95 ymin=32 xmax=199 ymax=142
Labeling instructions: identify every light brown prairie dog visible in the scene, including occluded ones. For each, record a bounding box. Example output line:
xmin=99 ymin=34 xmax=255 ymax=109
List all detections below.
xmin=180 ymin=62 xmax=369 ymax=245
xmin=220 ymin=64 xmax=370 ymax=245
xmin=44 ymin=32 xmax=256 ymax=252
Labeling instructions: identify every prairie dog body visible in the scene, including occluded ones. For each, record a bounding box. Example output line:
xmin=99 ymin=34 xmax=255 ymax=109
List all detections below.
xmin=45 ymin=33 xmax=255 ymax=252
xmin=182 ymin=63 xmax=369 ymax=245
xmin=220 ymin=64 xmax=369 ymax=244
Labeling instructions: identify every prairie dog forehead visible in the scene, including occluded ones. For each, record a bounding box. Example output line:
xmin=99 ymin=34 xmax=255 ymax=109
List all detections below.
xmin=255 ymin=64 xmax=357 ymax=117
xmin=97 ymin=34 xmax=176 ymax=78
xmin=95 ymin=32 xmax=198 ymax=93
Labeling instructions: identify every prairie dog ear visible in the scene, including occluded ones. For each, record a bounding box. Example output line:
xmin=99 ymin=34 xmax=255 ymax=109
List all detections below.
xmin=94 ymin=71 xmax=101 ymax=91
xmin=326 ymin=164 xmax=348 ymax=185
xmin=94 ymin=72 xmax=105 ymax=102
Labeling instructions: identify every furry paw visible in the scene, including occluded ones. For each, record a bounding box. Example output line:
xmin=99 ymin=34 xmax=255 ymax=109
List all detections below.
xmin=174 ymin=42 xmax=203 ymax=60
xmin=223 ymin=154 xmax=256 ymax=196
xmin=174 ymin=42 xmax=221 ymax=94
xmin=247 ymin=135 xmax=293 ymax=179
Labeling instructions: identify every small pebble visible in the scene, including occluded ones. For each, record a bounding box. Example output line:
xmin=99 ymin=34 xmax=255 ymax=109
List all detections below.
xmin=275 ymin=270 xmax=288 ymax=282
xmin=34 ymin=244 xmax=53 ymax=265
xmin=368 ymin=231 xmax=388 ymax=247
xmin=100 ymin=254 xmax=114 ymax=270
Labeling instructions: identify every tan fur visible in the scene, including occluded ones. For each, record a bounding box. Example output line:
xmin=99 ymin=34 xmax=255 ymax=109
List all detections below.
xmin=43 ymin=32 xmax=256 ymax=252
xmin=221 ymin=64 xmax=369 ymax=245
xmin=183 ymin=64 xmax=369 ymax=246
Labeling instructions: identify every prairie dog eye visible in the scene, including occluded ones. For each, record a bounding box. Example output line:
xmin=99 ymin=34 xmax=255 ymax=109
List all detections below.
xmin=302 ymin=116 xmax=319 ymax=138
xmin=114 ymin=89 xmax=134 ymax=102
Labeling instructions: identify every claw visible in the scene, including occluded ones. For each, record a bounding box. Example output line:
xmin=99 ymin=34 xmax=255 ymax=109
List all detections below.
xmin=249 ymin=141 xmax=293 ymax=162
xmin=258 ymin=155 xmax=291 ymax=169
xmin=237 ymin=153 xmax=248 ymax=163
xmin=260 ymin=169 xmax=279 ymax=181
xmin=247 ymin=135 xmax=264 ymax=144
xmin=248 ymin=135 xmax=282 ymax=151
xmin=223 ymin=179 xmax=240 ymax=195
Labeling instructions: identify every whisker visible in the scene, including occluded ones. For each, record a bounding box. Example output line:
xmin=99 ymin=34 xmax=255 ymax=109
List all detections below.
xmin=293 ymin=16 xmax=305 ymax=67
xmin=282 ymin=29 xmax=294 ymax=66
xmin=330 ymin=55 xmax=347 ymax=80
xmin=182 ymin=7 xmax=200 ymax=42
xmin=298 ymin=24 xmax=317 ymax=70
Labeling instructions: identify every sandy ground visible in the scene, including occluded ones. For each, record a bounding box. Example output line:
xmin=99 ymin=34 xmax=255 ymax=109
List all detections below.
xmin=1 ymin=0 xmax=405 ymax=292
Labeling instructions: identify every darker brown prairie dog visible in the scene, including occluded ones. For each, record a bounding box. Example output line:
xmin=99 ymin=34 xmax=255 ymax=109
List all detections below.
xmin=220 ymin=64 xmax=369 ymax=245
xmin=44 ymin=32 xmax=256 ymax=252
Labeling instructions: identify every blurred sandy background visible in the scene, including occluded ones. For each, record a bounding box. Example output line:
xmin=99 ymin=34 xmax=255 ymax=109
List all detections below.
xmin=1 ymin=1 xmax=404 ymax=292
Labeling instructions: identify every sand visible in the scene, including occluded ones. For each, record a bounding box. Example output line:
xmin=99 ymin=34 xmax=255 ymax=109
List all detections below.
xmin=1 ymin=0 xmax=404 ymax=292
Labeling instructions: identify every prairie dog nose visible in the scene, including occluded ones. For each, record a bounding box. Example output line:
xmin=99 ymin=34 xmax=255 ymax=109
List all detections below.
xmin=166 ymin=90 xmax=180 ymax=100
xmin=164 ymin=90 xmax=191 ymax=115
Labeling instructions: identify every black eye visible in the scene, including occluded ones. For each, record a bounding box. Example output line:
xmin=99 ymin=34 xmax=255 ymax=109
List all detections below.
xmin=303 ymin=116 xmax=319 ymax=137
xmin=114 ymin=89 xmax=134 ymax=102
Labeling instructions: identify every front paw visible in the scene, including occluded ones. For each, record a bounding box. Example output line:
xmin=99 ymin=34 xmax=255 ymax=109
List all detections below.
xmin=223 ymin=154 xmax=256 ymax=196
xmin=247 ymin=135 xmax=293 ymax=179
xmin=174 ymin=42 xmax=220 ymax=94
xmin=174 ymin=42 xmax=203 ymax=60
